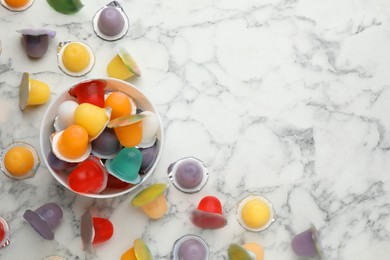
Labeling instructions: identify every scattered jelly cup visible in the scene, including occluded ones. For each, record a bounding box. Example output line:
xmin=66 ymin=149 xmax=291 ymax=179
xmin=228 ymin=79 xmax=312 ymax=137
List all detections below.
xmin=47 ymin=0 xmax=83 ymax=14
xmin=40 ymin=78 xmax=164 ymax=199
xmin=191 ymin=196 xmax=227 ymax=229
xmin=168 ymin=157 xmax=208 ymax=194
xmin=107 ymin=48 xmax=141 ymax=80
xmin=228 ymin=244 xmax=255 ymax=260
xmin=68 ymin=79 xmax=106 ymax=108
xmin=0 ymin=142 xmax=40 ymax=180
xmin=121 ymin=239 xmax=152 ymax=260
xmin=172 ymin=235 xmax=209 ymax=260
xmin=236 ymin=195 xmax=275 ymax=232
xmin=1 ymin=0 xmax=34 ymax=11
xmin=57 ymin=41 xmax=95 ymax=77
xmin=291 ymin=224 xmax=323 ymax=258
xmin=23 ymin=203 xmax=63 ymax=240
xmin=93 ymin=1 xmax=129 ymax=41
xmin=0 ymin=217 xmax=10 ymax=249
xmin=19 ymin=72 xmax=51 ymax=111
xmin=81 ymin=210 xmax=114 ymax=252
xmin=242 ymin=242 xmax=264 ymax=260
xmin=16 ymin=29 xmax=56 ymax=58
xmin=131 ymin=183 xmax=168 ymax=219
xmin=105 ymin=147 xmax=142 ymax=184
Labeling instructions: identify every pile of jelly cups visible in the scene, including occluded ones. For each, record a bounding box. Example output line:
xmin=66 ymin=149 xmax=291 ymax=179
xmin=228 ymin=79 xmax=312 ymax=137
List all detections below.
xmin=40 ymin=78 xmax=163 ymax=198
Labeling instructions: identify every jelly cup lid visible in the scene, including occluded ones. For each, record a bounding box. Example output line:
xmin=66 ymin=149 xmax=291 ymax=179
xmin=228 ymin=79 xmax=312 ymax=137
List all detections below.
xmin=19 ymin=72 xmax=30 ymax=111
xmin=107 ymin=113 xmax=148 ymax=128
xmin=57 ymin=41 xmax=95 ymax=77
xmin=228 ymin=244 xmax=254 ymax=260
xmin=172 ymin=235 xmax=209 ymax=260
xmin=92 ymin=1 xmax=129 ymax=41
xmin=236 ymin=194 xmax=276 ymax=232
xmin=134 ymin=239 xmax=153 ymax=259
xmin=131 ymin=183 xmax=167 ymax=207
xmin=0 ymin=141 xmax=40 ymax=180
xmin=16 ymin=28 xmax=56 ymax=38
xmin=310 ymin=224 xmax=323 ymax=257
xmin=1 ymin=0 xmax=34 ymax=12
xmin=167 ymin=157 xmax=209 ymax=194
xmin=190 ymin=209 xmax=227 ymax=229
xmin=23 ymin=203 xmax=63 ymax=240
xmin=80 ymin=210 xmax=94 ymax=252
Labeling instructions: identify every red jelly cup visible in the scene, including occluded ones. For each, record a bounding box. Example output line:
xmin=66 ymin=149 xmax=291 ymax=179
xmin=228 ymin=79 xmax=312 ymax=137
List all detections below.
xmin=68 ymin=79 xmax=106 ymax=107
xmin=81 ymin=210 xmax=114 ymax=252
xmin=0 ymin=217 xmax=10 ymax=249
xmin=190 ymin=196 xmax=227 ymax=229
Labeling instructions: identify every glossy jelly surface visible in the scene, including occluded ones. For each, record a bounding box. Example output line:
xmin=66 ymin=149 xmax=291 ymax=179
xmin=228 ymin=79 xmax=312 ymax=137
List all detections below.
xmin=62 ymin=42 xmax=90 ymax=72
xmin=68 ymin=79 xmax=106 ymax=108
xmin=98 ymin=6 xmax=124 ymax=36
xmin=105 ymin=147 xmax=142 ymax=184
xmin=92 ymin=217 xmax=113 ymax=244
xmin=4 ymin=0 xmax=28 ymax=7
xmin=172 ymin=235 xmax=209 ymax=260
xmin=168 ymin=157 xmax=208 ymax=193
xmin=74 ymin=103 xmax=109 ymax=139
xmin=56 ymin=125 xmax=89 ymax=159
xmin=105 ymin=91 xmax=134 ymax=119
xmin=114 ymin=121 xmax=142 ymax=147
xmin=91 ymin=128 xmax=121 ymax=158
xmin=4 ymin=146 xmax=34 ymax=176
xmin=236 ymin=195 xmax=275 ymax=232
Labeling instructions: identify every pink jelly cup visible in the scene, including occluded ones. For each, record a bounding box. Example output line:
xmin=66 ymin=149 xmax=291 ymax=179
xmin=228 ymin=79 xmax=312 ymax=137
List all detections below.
xmin=39 ymin=78 xmax=164 ymax=199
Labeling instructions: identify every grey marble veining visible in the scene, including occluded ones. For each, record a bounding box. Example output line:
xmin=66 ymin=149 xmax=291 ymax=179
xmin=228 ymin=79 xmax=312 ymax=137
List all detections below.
xmin=1 ymin=0 xmax=390 ymax=259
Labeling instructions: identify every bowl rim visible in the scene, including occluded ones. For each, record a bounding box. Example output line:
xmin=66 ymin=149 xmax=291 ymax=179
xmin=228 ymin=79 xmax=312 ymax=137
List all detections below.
xmin=39 ymin=77 xmax=164 ymax=199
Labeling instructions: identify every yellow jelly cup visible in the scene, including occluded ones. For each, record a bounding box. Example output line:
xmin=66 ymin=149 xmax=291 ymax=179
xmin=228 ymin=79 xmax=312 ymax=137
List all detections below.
xmin=74 ymin=103 xmax=111 ymax=140
xmin=236 ymin=195 xmax=275 ymax=232
xmin=19 ymin=72 xmax=51 ymax=111
xmin=107 ymin=48 xmax=141 ymax=80
xmin=57 ymin=41 xmax=95 ymax=77
xmin=131 ymin=183 xmax=167 ymax=219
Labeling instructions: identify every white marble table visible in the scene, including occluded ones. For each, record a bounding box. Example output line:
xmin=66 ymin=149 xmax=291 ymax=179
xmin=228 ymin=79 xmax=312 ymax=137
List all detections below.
xmin=1 ymin=0 xmax=390 ymax=259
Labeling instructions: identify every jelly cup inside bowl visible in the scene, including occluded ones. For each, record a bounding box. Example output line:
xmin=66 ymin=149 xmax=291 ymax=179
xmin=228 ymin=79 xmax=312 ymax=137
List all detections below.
xmin=39 ymin=78 xmax=164 ymax=199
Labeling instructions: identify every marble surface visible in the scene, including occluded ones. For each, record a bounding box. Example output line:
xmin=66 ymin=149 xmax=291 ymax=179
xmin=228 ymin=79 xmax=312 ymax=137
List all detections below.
xmin=1 ymin=0 xmax=390 ymax=259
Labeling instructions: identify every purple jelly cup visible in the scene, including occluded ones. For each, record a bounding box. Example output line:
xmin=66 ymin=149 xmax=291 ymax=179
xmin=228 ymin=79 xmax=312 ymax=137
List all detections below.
xmin=16 ymin=29 xmax=56 ymax=58
xmin=291 ymin=224 xmax=323 ymax=258
xmin=168 ymin=157 xmax=208 ymax=193
xmin=172 ymin=235 xmax=209 ymax=260
xmin=23 ymin=203 xmax=63 ymax=240
xmin=92 ymin=1 xmax=129 ymax=41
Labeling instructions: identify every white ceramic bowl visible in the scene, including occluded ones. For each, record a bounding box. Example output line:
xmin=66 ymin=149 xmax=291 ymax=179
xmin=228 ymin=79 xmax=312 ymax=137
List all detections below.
xmin=39 ymin=78 xmax=163 ymax=198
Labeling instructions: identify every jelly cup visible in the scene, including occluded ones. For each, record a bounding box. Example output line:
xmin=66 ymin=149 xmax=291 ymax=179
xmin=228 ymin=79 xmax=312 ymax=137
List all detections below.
xmin=91 ymin=128 xmax=121 ymax=159
xmin=236 ymin=195 xmax=275 ymax=232
xmin=172 ymin=235 xmax=209 ymax=260
xmin=16 ymin=29 xmax=56 ymax=58
xmin=1 ymin=0 xmax=34 ymax=11
xmin=107 ymin=48 xmax=141 ymax=80
xmin=81 ymin=210 xmax=114 ymax=252
xmin=68 ymin=79 xmax=106 ymax=108
xmin=291 ymin=224 xmax=323 ymax=258
xmin=53 ymin=100 xmax=78 ymax=131
xmin=168 ymin=157 xmax=208 ymax=194
xmin=0 ymin=142 xmax=40 ymax=180
xmin=131 ymin=183 xmax=168 ymax=219
xmin=92 ymin=1 xmax=129 ymax=41
xmin=121 ymin=239 xmax=152 ymax=260
xmin=139 ymin=141 xmax=159 ymax=175
xmin=40 ymin=78 xmax=164 ymax=199
xmin=47 ymin=0 xmax=83 ymax=14
xmin=19 ymin=72 xmax=51 ymax=111
xmin=57 ymin=41 xmax=95 ymax=77
xmin=106 ymin=147 xmax=142 ymax=184
xmin=191 ymin=196 xmax=227 ymax=229
xmin=0 ymin=217 xmax=10 ymax=249
xmin=74 ymin=103 xmax=111 ymax=140
xmin=23 ymin=203 xmax=63 ymax=240
xmin=68 ymin=156 xmax=108 ymax=194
